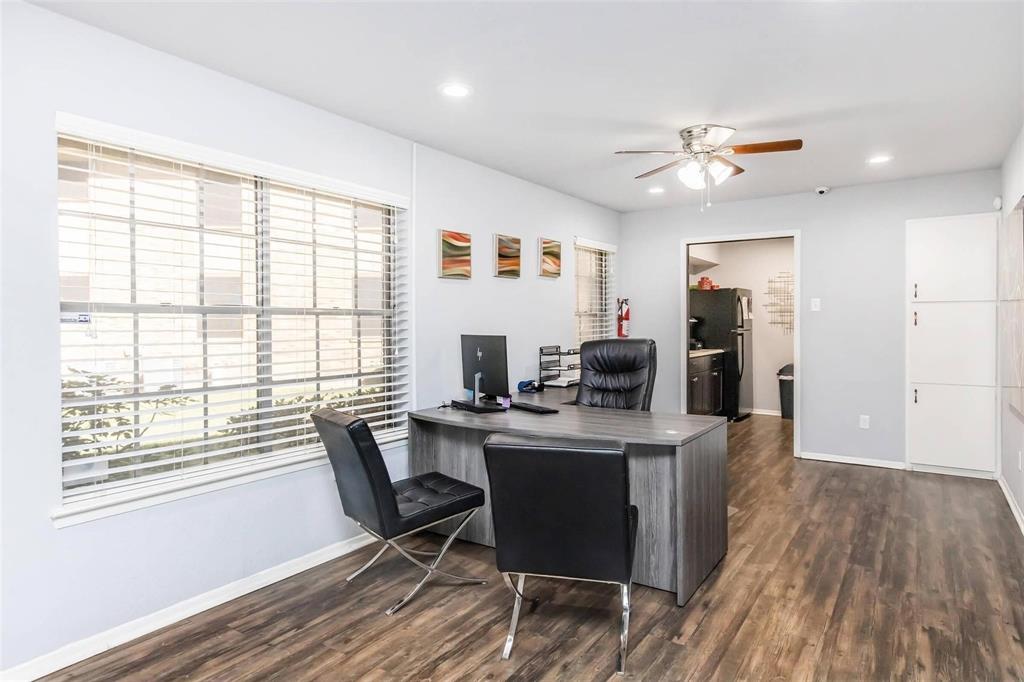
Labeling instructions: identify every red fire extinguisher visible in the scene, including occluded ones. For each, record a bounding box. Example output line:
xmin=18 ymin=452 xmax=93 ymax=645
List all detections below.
xmin=617 ymin=298 xmax=630 ymax=338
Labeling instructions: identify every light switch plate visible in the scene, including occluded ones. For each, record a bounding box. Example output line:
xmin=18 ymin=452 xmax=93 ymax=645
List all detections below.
xmin=858 ymin=415 xmax=870 ymax=429
xmin=810 ymin=298 xmax=822 ymax=312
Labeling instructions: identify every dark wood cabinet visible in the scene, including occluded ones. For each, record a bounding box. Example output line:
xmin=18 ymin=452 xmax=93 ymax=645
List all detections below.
xmin=688 ymin=353 xmax=724 ymax=416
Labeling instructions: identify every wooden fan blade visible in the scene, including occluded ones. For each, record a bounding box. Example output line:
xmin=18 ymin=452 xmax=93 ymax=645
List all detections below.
xmin=636 ymin=158 xmax=684 ymax=179
xmin=727 ymin=139 xmax=803 ymax=155
xmin=615 ymin=150 xmax=686 ymax=155
xmin=709 ymin=155 xmax=744 ymax=186
xmin=714 ymin=155 xmax=745 ymax=176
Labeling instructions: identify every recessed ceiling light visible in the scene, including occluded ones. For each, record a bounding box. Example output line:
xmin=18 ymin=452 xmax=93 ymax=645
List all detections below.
xmin=648 ymin=186 xmax=665 ymax=194
xmin=439 ymin=82 xmax=471 ymax=98
xmin=867 ymin=154 xmax=893 ymax=165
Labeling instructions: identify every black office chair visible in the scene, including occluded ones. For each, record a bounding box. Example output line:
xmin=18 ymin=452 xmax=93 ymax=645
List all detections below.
xmin=310 ymin=408 xmax=487 ymax=615
xmin=483 ymin=433 xmax=637 ymax=674
xmin=575 ymin=338 xmax=657 ymax=411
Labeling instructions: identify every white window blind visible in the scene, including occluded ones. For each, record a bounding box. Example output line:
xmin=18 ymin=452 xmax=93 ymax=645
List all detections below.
xmin=57 ymin=135 xmax=409 ymax=501
xmin=574 ymin=241 xmax=616 ymax=345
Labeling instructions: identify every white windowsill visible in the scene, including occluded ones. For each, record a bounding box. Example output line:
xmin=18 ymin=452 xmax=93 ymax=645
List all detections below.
xmin=51 ymin=436 xmax=408 ymax=528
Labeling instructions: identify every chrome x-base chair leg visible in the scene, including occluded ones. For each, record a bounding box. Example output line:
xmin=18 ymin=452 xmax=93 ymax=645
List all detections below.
xmin=350 ymin=509 xmax=487 ymax=616
xmin=499 ymin=573 xmax=632 ymax=675
xmin=501 ymin=573 xmax=527 ymax=659
xmin=618 ymin=582 xmax=631 ymax=675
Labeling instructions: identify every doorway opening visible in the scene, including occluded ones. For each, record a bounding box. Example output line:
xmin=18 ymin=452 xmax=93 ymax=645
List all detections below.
xmin=682 ymin=233 xmax=800 ymax=457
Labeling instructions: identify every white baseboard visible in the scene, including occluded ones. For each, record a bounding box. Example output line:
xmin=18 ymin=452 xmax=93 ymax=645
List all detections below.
xmin=0 ymin=533 xmax=375 ymax=681
xmin=908 ymin=463 xmax=995 ymax=480
xmin=799 ymin=451 xmax=906 ymax=470
xmin=998 ymin=476 xmax=1024 ymax=538
xmin=751 ymin=409 xmax=783 ymax=417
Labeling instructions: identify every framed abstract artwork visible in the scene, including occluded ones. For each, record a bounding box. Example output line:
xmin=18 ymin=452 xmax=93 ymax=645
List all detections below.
xmin=539 ymin=238 xmax=561 ymax=278
xmin=494 ymin=234 xmax=522 ymax=278
xmin=438 ymin=229 xmax=472 ymax=279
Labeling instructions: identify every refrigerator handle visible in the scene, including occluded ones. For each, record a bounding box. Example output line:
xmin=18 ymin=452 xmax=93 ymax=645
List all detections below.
xmin=737 ymin=332 xmax=745 ymax=380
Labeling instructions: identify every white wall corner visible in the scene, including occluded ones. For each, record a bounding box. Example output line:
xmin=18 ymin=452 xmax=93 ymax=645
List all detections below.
xmin=998 ymin=476 xmax=1024 ymax=539
xmin=0 ymin=533 xmax=375 ymax=681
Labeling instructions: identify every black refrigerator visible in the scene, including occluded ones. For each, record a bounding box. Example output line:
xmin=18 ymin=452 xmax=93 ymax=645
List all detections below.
xmin=690 ymin=288 xmax=753 ymax=421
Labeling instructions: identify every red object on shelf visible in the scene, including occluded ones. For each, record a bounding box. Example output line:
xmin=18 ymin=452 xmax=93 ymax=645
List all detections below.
xmin=698 ymin=276 xmax=714 ymax=290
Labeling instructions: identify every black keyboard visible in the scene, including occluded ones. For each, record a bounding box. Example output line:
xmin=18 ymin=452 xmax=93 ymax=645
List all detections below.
xmin=510 ymin=401 xmax=559 ymax=415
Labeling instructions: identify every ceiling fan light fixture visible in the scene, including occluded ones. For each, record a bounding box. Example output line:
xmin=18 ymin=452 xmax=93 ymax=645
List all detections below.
xmin=677 ymin=161 xmax=706 ymax=190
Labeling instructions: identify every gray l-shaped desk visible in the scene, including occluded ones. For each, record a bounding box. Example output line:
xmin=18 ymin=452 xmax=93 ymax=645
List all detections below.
xmin=408 ymin=387 xmax=728 ymax=606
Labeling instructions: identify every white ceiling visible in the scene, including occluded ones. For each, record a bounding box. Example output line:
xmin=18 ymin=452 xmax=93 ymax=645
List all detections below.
xmin=36 ymin=1 xmax=1023 ymax=213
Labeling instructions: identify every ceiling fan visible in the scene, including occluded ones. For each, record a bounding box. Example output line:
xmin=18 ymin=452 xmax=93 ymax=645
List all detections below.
xmin=616 ymin=124 xmax=803 ymax=200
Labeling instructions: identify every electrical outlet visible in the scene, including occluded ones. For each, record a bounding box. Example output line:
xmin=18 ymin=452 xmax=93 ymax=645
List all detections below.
xmin=810 ymin=298 xmax=822 ymax=312
xmin=858 ymin=415 xmax=870 ymax=429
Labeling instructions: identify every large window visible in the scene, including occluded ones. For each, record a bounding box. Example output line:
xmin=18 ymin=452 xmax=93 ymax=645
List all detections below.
xmin=574 ymin=239 xmax=616 ymax=346
xmin=57 ymin=135 xmax=408 ymax=501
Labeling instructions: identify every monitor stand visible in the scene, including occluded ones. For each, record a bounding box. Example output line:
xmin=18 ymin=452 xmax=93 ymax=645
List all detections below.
xmin=451 ymin=371 xmax=506 ymax=413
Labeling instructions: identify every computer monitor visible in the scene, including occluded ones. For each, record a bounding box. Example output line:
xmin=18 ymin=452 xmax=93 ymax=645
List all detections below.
xmin=461 ymin=334 xmax=510 ymax=399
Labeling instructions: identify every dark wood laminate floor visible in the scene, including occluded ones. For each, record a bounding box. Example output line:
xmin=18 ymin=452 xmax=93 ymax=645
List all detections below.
xmin=45 ymin=416 xmax=1024 ymax=681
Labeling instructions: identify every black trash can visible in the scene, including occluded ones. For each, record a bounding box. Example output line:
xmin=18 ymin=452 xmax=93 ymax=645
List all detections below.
xmin=777 ymin=364 xmax=794 ymax=420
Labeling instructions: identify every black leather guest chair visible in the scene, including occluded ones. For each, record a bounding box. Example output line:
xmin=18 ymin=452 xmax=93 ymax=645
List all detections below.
xmin=311 ymin=408 xmax=487 ymax=615
xmin=575 ymin=338 xmax=657 ymax=411
xmin=483 ymin=433 xmax=637 ymax=674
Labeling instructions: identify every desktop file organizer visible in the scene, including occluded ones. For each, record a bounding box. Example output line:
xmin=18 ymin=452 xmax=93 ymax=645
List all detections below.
xmin=538 ymin=345 xmax=581 ymax=385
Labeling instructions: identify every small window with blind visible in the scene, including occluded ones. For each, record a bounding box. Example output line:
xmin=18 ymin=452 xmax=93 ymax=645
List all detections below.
xmin=57 ymin=135 xmax=408 ymax=503
xmin=574 ymin=239 xmax=616 ymax=346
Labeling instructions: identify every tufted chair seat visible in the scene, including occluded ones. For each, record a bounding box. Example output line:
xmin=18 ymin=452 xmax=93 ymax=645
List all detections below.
xmin=391 ymin=473 xmax=485 ymax=536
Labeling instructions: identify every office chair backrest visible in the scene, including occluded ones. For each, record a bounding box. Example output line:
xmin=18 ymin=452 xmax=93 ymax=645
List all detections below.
xmin=311 ymin=408 xmax=398 ymax=538
xmin=483 ymin=433 xmax=634 ymax=585
xmin=575 ymin=338 xmax=657 ymax=411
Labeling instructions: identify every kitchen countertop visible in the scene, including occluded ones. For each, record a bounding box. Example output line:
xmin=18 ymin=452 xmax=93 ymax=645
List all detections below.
xmin=689 ymin=348 xmax=724 ymax=358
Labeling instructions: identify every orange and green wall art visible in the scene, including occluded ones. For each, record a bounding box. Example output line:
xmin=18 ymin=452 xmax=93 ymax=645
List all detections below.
xmin=439 ymin=229 xmax=472 ymax=279
xmin=539 ymin=238 xmax=561 ymax=278
xmin=494 ymin=234 xmax=521 ymax=278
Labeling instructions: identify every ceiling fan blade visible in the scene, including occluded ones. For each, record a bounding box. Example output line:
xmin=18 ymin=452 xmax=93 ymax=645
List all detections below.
xmin=636 ymin=158 xmax=685 ymax=179
xmin=703 ymin=125 xmax=736 ymax=148
xmin=709 ymin=155 xmax=745 ymax=185
xmin=727 ymin=139 xmax=803 ymax=154
xmin=615 ymin=150 xmax=686 ymax=155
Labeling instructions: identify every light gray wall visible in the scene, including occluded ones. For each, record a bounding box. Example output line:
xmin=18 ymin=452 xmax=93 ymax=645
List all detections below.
xmin=620 ymin=170 xmax=1002 ymax=463
xmin=0 ymin=2 xmax=618 ymax=670
xmin=689 ymin=238 xmax=795 ymax=413
xmin=413 ymin=146 xmax=619 ymax=409
xmin=0 ymin=2 xmax=410 ymax=669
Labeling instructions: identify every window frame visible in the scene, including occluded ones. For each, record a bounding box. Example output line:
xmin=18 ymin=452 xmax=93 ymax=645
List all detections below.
xmin=573 ymin=236 xmax=617 ymax=347
xmin=52 ymin=114 xmax=412 ymax=527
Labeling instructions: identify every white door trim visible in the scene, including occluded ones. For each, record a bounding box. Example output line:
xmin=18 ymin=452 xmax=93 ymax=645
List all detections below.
xmin=679 ymin=230 xmax=801 ymax=459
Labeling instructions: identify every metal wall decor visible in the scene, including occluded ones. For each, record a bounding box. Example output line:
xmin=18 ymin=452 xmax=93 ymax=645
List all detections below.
xmin=763 ymin=271 xmax=794 ymax=334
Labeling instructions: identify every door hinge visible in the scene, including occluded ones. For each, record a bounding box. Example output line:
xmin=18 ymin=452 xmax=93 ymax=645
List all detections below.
xmin=914 ymin=388 xmax=918 ymax=404
xmin=913 ymin=311 xmax=918 ymax=326
xmin=914 ymin=283 xmax=918 ymax=299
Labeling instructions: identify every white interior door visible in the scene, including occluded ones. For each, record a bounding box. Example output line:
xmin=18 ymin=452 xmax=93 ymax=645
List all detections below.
xmin=908 ymin=383 xmax=996 ymax=471
xmin=908 ymin=301 xmax=997 ymax=386
xmin=907 ymin=213 xmax=997 ymax=302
